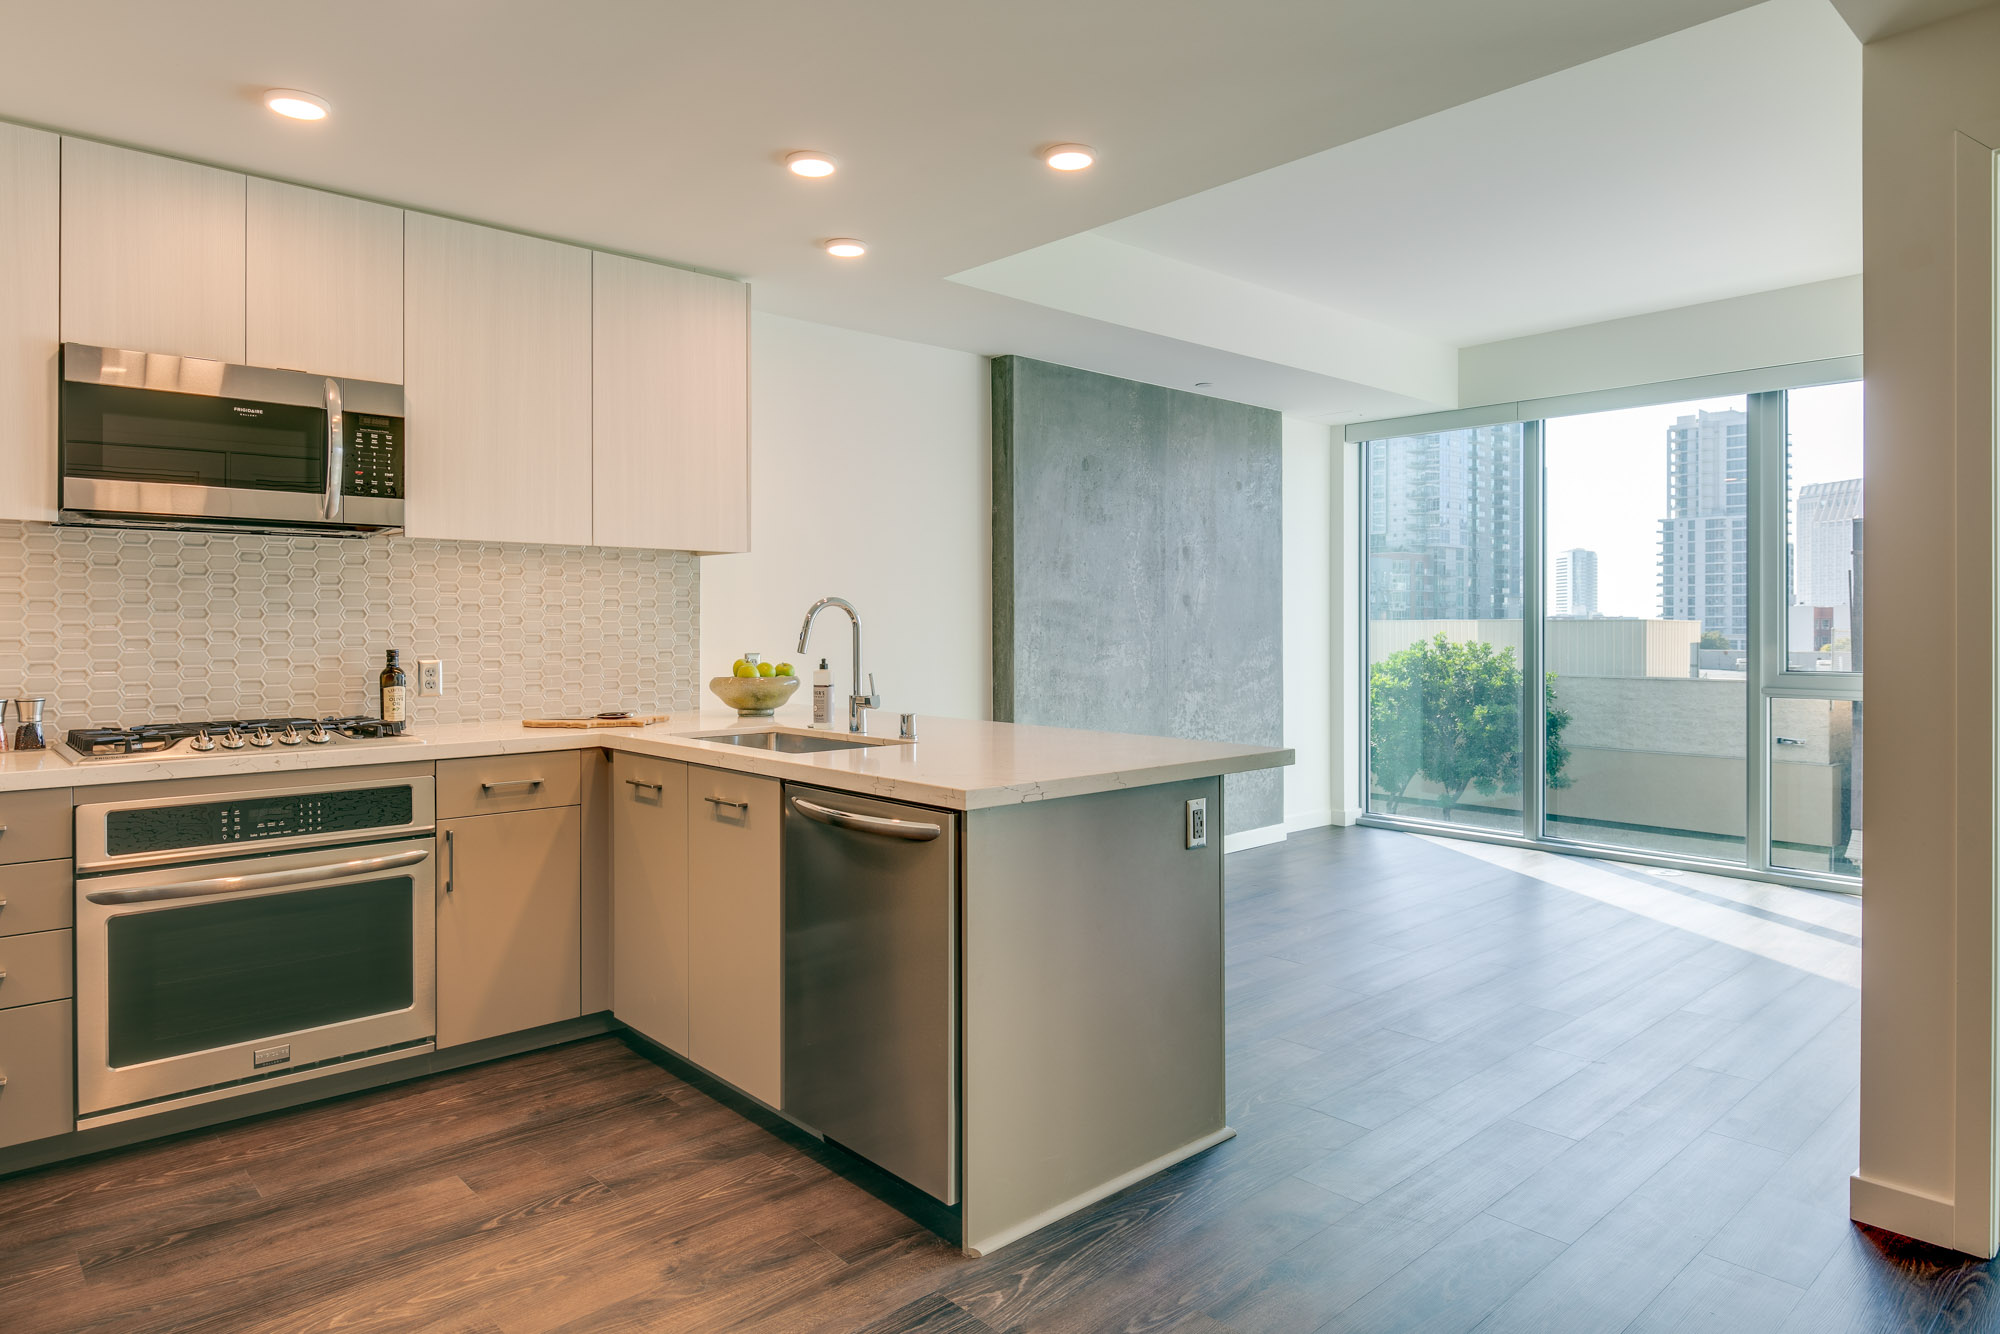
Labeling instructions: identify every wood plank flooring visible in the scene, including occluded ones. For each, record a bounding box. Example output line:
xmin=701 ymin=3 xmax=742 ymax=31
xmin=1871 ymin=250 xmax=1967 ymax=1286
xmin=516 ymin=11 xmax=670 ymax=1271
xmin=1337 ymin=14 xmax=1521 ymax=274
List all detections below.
xmin=0 ymin=824 xmax=1987 ymax=1332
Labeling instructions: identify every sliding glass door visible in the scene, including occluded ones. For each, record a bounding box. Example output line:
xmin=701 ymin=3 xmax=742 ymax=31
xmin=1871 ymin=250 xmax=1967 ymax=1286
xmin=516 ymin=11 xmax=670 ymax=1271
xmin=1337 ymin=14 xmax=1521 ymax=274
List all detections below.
xmin=1540 ymin=396 xmax=1749 ymax=864
xmin=1358 ymin=375 xmax=1863 ymax=890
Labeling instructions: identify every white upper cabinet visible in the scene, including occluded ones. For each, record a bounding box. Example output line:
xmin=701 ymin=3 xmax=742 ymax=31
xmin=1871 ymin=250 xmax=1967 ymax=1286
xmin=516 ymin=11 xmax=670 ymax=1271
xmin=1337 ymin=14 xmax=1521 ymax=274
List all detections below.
xmin=60 ymin=138 xmax=245 ymax=362
xmin=403 ymin=212 xmax=593 ymax=546
xmin=245 ymin=178 xmax=403 ymax=383
xmin=592 ymin=254 xmax=750 ymax=553
xmin=0 ymin=123 xmax=59 ymax=522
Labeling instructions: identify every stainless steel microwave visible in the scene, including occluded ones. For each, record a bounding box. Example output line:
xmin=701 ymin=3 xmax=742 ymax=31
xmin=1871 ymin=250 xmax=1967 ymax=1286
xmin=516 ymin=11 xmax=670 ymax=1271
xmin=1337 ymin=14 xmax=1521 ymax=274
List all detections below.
xmin=58 ymin=343 xmax=406 ymax=536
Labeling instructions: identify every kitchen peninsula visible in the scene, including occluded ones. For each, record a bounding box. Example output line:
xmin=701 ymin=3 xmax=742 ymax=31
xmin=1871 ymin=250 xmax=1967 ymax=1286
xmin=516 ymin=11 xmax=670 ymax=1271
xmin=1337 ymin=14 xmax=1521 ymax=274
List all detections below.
xmin=0 ymin=710 xmax=1290 ymax=1256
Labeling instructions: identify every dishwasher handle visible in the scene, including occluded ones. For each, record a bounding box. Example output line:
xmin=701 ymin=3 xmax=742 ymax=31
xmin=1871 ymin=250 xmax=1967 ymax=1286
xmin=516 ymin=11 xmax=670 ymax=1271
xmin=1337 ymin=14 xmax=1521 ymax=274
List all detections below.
xmin=789 ymin=794 xmax=942 ymax=842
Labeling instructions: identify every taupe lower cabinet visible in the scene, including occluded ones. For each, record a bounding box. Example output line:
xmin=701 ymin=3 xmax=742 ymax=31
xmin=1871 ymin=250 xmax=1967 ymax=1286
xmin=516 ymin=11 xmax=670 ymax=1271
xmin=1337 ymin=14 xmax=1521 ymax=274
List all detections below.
xmin=611 ymin=756 xmax=781 ymax=1107
xmin=437 ymin=804 xmax=584 ymax=1049
xmin=686 ymin=768 xmax=782 ymax=1106
xmin=610 ymin=753 xmax=691 ymax=1054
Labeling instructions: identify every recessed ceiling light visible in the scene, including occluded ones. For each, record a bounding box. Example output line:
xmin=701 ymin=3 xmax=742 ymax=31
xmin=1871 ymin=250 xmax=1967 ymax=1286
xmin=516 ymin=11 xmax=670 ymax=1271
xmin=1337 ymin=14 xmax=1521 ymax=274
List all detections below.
xmin=1041 ymin=143 xmax=1095 ymax=172
xmin=822 ymin=238 xmax=867 ymax=258
xmin=264 ymin=89 xmax=330 ymax=121
xmin=786 ymin=150 xmax=838 ymax=178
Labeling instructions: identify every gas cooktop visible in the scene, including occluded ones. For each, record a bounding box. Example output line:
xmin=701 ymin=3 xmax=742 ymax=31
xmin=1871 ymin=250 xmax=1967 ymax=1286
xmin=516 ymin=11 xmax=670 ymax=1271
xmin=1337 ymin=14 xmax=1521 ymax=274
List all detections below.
xmin=56 ymin=716 xmax=426 ymax=763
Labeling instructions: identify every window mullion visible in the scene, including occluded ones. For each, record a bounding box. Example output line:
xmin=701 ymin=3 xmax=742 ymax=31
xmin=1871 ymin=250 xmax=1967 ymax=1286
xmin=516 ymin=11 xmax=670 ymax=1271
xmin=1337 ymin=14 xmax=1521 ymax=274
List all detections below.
xmin=1746 ymin=390 xmax=1786 ymax=875
xmin=1523 ymin=420 xmax=1546 ymax=840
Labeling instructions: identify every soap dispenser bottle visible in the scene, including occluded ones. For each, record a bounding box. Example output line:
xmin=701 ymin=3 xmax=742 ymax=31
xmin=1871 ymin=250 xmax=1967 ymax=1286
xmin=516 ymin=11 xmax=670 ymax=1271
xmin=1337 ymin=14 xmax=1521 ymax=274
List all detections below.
xmin=812 ymin=659 xmax=834 ymax=728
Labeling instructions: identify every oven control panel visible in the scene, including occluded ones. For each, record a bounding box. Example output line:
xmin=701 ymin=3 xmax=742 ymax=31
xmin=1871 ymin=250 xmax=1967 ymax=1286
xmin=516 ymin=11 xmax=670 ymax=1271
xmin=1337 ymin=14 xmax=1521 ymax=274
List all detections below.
xmin=105 ymin=786 xmax=417 ymax=858
xmin=342 ymin=414 xmax=404 ymax=499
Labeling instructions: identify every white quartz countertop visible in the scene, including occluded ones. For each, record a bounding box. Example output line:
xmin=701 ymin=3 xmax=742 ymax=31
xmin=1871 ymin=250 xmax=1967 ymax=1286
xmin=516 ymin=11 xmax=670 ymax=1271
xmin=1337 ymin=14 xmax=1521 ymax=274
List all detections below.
xmin=0 ymin=705 xmax=1293 ymax=809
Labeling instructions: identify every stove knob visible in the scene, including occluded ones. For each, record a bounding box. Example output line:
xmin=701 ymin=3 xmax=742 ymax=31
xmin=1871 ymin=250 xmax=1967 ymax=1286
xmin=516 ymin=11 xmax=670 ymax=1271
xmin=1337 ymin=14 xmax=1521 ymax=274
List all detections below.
xmin=278 ymin=725 xmax=304 ymax=746
xmin=218 ymin=728 xmax=246 ymax=750
xmin=189 ymin=729 xmax=217 ymax=753
xmin=248 ymin=726 xmax=274 ymax=748
xmin=306 ymin=722 xmax=333 ymax=744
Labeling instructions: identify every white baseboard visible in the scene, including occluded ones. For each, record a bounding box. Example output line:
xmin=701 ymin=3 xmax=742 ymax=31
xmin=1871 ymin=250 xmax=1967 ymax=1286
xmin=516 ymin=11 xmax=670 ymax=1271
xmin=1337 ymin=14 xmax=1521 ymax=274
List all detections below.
xmin=1223 ymin=824 xmax=1288 ymax=854
xmin=1331 ymin=806 xmax=1363 ymax=827
xmin=1850 ymin=1173 xmax=1961 ymax=1252
xmin=1284 ymin=807 xmax=1335 ymax=833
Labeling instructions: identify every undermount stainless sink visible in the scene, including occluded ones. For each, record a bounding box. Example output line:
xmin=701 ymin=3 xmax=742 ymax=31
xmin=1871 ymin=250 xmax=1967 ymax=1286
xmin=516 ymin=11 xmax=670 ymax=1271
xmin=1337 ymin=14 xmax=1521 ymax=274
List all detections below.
xmin=691 ymin=729 xmax=883 ymax=754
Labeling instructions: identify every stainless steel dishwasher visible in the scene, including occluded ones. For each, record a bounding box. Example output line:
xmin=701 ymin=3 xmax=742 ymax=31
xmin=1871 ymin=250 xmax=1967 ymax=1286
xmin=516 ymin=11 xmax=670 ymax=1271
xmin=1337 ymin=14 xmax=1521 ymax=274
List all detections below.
xmin=782 ymin=783 xmax=959 ymax=1205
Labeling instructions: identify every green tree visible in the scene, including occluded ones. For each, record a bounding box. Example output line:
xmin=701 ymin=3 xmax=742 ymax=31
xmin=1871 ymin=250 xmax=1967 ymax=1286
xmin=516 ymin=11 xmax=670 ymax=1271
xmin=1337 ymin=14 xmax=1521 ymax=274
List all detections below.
xmin=1698 ymin=630 xmax=1730 ymax=649
xmin=1369 ymin=634 xmax=1572 ymax=821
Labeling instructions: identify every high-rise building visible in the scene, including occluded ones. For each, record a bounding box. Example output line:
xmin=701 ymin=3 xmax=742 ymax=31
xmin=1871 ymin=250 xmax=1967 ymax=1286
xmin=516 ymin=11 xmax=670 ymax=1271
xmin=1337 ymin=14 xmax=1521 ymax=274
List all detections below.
xmin=1553 ymin=548 xmax=1599 ymax=618
xmin=1658 ymin=408 xmax=1748 ymax=648
xmin=1366 ymin=425 xmax=1523 ymax=620
xmin=1795 ymin=478 xmax=1862 ymax=608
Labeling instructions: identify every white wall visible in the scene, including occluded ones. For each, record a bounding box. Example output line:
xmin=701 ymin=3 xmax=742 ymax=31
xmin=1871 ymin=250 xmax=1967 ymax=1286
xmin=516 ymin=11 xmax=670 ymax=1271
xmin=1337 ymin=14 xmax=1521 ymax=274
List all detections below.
xmin=1282 ymin=417 xmax=1335 ymax=831
xmin=1849 ymin=0 xmax=2000 ymax=1257
xmin=1457 ymin=275 xmax=1862 ymax=407
xmin=701 ymin=313 xmax=991 ymax=723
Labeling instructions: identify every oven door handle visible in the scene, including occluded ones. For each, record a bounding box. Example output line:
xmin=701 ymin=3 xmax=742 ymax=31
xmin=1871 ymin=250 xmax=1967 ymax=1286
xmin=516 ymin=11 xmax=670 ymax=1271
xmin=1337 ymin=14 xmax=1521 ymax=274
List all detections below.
xmin=83 ymin=847 xmax=432 ymax=906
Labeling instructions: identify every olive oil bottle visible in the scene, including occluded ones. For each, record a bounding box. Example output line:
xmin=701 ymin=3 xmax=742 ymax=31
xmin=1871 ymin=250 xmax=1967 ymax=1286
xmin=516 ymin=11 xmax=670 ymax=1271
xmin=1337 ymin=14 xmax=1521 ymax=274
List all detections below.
xmin=379 ymin=649 xmax=409 ymax=735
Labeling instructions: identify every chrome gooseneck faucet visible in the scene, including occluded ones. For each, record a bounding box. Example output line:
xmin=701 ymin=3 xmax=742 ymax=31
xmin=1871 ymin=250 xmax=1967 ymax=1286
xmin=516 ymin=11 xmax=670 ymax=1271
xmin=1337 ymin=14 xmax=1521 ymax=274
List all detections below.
xmin=797 ymin=596 xmax=879 ymax=733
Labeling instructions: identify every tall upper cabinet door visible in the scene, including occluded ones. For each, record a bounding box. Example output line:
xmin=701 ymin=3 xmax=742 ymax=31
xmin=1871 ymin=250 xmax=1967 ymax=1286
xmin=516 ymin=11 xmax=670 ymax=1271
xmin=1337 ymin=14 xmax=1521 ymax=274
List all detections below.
xmin=60 ymin=139 xmax=245 ymax=362
xmin=0 ymin=123 xmax=59 ymax=522
xmin=404 ymin=213 xmax=593 ymax=546
xmin=246 ymin=179 xmax=403 ymax=383
xmin=592 ymin=254 xmax=749 ymax=553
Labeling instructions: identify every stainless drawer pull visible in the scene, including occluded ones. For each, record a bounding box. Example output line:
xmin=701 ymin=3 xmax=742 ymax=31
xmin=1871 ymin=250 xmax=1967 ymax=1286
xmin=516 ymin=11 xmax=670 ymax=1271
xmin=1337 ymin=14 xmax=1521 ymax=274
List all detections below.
xmin=789 ymin=795 xmax=941 ymax=842
xmin=626 ymin=779 xmax=664 ymax=792
xmin=481 ymin=779 xmax=544 ymax=794
xmin=705 ymin=796 xmax=750 ymax=812
xmin=85 ymin=847 xmax=432 ymax=905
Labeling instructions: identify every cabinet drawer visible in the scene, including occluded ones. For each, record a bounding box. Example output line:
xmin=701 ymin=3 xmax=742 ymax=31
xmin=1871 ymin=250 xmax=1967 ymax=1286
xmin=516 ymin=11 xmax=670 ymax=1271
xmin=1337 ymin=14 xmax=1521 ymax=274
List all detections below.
xmin=0 ymin=860 xmax=70 ymax=937
xmin=0 ymin=930 xmax=69 ymax=1009
xmin=437 ymin=753 xmax=580 ymax=818
xmin=0 ymin=999 xmax=73 ymax=1149
xmin=0 ymin=789 xmax=70 ymax=865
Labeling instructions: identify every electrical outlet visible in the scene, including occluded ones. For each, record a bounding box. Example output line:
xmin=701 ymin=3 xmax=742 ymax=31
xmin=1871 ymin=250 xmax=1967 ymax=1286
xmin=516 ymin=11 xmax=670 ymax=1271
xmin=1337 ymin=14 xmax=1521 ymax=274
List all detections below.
xmin=417 ymin=658 xmax=446 ymax=697
xmin=1185 ymin=797 xmax=1208 ymax=850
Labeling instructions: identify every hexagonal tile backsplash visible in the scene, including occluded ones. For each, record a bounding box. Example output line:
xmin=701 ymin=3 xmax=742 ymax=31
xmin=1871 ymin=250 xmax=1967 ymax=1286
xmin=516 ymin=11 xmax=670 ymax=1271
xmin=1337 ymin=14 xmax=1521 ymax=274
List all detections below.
xmin=0 ymin=521 xmax=699 ymax=733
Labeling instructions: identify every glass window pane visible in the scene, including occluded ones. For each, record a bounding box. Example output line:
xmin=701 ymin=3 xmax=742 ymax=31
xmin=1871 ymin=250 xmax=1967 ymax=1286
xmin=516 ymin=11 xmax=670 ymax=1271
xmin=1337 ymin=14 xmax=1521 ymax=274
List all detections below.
xmin=1365 ymin=424 xmax=1525 ymax=834
xmin=1770 ymin=697 xmax=1860 ymax=876
xmin=1784 ymin=382 xmax=1864 ymax=672
xmin=1540 ymin=397 xmax=1749 ymax=865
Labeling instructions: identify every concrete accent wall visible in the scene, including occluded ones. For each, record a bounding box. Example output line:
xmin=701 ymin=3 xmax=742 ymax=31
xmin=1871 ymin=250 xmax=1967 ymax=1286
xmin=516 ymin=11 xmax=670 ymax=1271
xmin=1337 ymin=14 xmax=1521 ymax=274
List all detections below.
xmin=993 ymin=356 xmax=1283 ymax=833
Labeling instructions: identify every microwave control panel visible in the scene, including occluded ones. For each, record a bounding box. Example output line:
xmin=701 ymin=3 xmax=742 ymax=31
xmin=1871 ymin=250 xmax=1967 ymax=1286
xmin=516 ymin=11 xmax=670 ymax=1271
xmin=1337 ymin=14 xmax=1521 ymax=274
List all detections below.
xmin=343 ymin=414 xmax=405 ymax=499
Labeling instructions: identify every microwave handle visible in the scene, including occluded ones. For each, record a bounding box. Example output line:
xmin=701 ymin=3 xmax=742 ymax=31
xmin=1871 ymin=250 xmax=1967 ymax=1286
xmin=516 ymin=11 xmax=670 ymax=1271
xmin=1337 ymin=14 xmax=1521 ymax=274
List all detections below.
xmin=322 ymin=377 xmax=344 ymax=523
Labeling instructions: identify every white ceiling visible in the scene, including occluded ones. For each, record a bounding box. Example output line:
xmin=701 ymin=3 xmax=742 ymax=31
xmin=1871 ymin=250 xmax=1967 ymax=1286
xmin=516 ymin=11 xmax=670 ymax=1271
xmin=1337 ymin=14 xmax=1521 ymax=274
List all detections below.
xmin=0 ymin=0 xmax=1835 ymax=418
xmin=1084 ymin=0 xmax=1861 ymax=349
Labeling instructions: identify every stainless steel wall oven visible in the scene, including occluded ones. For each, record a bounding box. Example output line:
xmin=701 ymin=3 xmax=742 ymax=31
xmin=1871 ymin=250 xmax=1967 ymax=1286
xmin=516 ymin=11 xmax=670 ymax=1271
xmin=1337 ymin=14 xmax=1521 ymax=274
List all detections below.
xmin=73 ymin=774 xmax=437 ymax=1128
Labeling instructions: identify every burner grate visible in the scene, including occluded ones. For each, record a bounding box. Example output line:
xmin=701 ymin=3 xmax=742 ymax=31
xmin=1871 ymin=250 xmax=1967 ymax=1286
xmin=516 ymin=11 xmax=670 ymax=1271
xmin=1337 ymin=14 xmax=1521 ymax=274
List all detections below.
xmin=63 ymin=716 xmax=403 ymax=757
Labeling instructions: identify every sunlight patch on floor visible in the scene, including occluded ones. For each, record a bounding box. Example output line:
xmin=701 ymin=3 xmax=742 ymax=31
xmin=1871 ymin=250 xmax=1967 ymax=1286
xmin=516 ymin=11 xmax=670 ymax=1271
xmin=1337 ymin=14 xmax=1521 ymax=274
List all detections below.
xmin=1413 ymin=834 xmax=1861 ymax=987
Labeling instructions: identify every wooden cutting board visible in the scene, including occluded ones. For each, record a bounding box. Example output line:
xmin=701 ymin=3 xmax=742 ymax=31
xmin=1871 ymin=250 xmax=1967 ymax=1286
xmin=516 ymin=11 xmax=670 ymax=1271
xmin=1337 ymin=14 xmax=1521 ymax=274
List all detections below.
xmin=522 ymin=713 xmax=670 ymax=729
